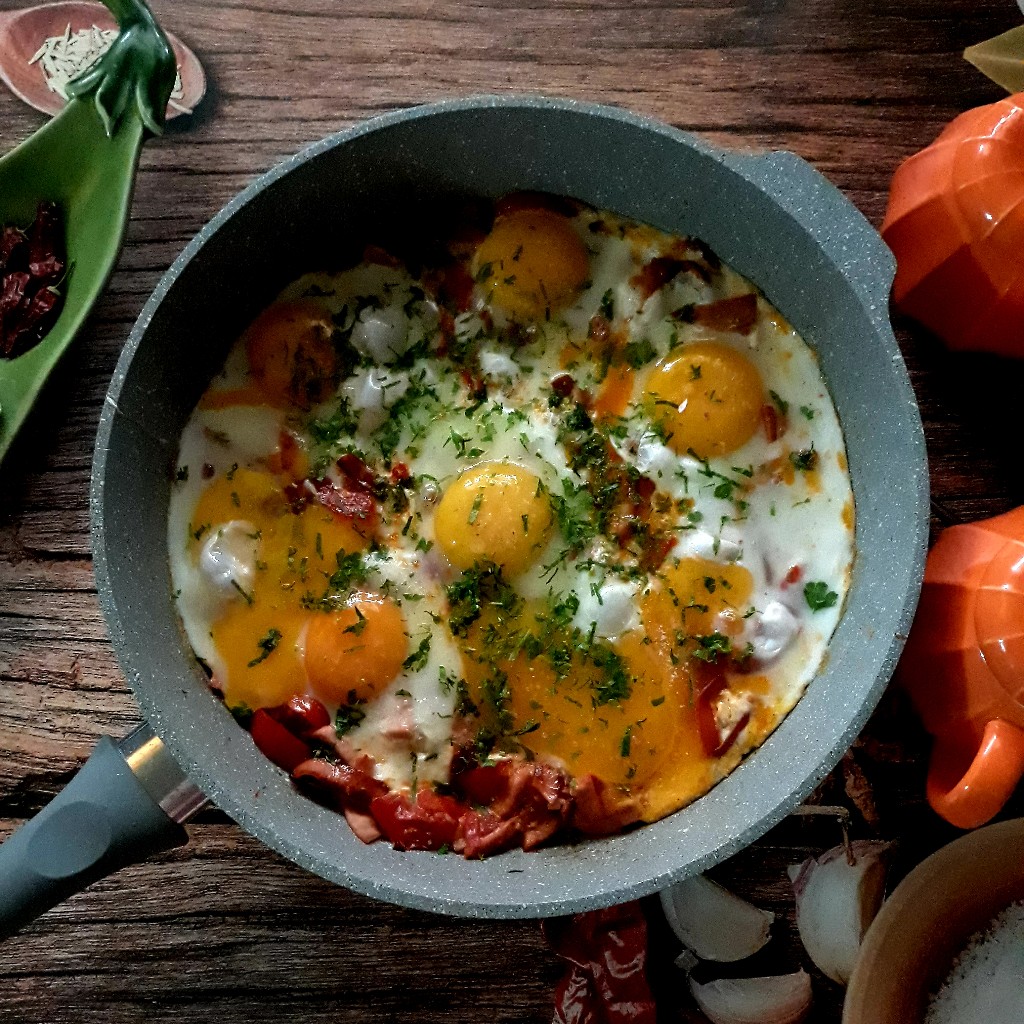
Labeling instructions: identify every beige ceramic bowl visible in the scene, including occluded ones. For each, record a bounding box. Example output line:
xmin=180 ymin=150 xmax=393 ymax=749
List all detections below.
xmin=844 ymin=818 xmax=1024 ymax=1024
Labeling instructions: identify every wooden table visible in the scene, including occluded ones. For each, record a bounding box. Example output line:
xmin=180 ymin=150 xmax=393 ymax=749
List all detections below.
xmin=3 ymin=1 xmax=1024 ymax=1020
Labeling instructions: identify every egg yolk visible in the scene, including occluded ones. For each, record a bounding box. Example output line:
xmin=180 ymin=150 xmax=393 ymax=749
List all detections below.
xmin=433 ymin=461 xmax=553 ymax=576
xmin=304 ymin=596 xmax=408 ymax=706
xmin=245 ymin=299 xmax=337 ymax=407
xmin=647 ymin=341 xmax=764 ymax=460
xmin=642 ymin=556 xmax=754 ymax=674
xmin=190 ymin=469 xmax=367 ymax=710
xmin=472 ymin=209 xmax=589 ymax=320
xmin=502 ymin=633 xmax=693 ymax=788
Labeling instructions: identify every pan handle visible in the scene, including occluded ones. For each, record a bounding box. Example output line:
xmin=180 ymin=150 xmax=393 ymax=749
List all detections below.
xmin=0 ymin=724 xmax=207 ymax=938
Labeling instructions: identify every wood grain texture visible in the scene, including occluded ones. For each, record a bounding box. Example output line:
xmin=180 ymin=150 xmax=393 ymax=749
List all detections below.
xmin=1 ymin=0 xmax=1022 ymax=1020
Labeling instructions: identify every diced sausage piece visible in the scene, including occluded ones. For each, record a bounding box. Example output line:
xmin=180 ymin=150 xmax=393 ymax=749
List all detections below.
xmin=344 ymin=808 xmax=383 ymax=844
xmin=292 ymin=758 xmax=388 ymax=812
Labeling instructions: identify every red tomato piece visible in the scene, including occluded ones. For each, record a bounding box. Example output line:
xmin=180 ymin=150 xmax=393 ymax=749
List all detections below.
xmin=265 ymin=695 xmax=330 ymax=739
xmin=250 ymin=710 xmax=312 ymax=773
xmin=695 ymin=663 xmax=729 ymax=758
xmin=370 ymin=789 xmax=463 ymax=851
xmin=456 ymin=764 xmax=509 ymax=805
xmin=336 ymin=452 xmax=377 ymax=493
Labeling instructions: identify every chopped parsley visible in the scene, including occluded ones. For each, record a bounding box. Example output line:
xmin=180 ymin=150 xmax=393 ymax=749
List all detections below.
xmin=247 ymin=628 xmax=281 ymax=667
xmin=804 ymin=581 xmax=839 ymax=612
xmin=445 ymin=562 xmax=521 ymax=637
xmin=790 ymin=447 xmax=818 ymax=472
xmin=691 ymin=631 xmax=733 ymax=663
xmin=335 ymin=691 xmax=367 ymax=736
xmin=308 ymin=400 xmax=359 ymax=447
xmin=622 ymin=338 xmax=657 ymax=369
xmin=402 ymin=635 xmax=432 ymax=672
xmin=550 ymin=478 xmax=597 ymax=549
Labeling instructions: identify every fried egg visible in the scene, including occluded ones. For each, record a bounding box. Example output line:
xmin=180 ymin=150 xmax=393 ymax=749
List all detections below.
xmin=168 ymin=195 xmax=854 ymax=833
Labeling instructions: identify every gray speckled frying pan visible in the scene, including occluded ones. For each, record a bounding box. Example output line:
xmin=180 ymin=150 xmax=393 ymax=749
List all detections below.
xmin=0 ymin=96 xmax=928 ymax=935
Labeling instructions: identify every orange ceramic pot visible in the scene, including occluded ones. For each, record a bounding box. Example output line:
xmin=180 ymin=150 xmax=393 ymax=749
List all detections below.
xmin=882 ymin=94 xmax=1024 ymax=357
xmin=900 ymin=506 xmax=1024 ymax=828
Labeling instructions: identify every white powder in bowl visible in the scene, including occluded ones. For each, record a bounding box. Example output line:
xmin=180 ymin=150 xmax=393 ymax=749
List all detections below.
xmin=925 ymin=900 xmax=1024 ymax=1024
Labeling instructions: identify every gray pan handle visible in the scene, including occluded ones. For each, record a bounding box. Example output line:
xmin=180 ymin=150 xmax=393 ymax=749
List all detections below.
xmin=0 ymin=724 xmax=208 ymax=938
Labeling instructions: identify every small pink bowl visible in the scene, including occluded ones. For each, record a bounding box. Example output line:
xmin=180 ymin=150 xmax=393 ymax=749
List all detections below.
xmin=0 ymin=1 xmax=205 ymax=119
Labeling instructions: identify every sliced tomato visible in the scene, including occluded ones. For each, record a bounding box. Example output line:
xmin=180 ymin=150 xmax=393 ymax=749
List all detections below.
xmin=694 ymin=662 xmax=729 ymax=758
xmin=265 ymin=695 xmax=330 ymax=739
xmin=369 ymin=789 xmax=464 ymax=851
xmin=251 ymin=709 xmax=312 ymax=772
xmin=455 ymin=809 xmax=521 ymax=858
xmin=456 ymin=764 xmax=509 ymax=806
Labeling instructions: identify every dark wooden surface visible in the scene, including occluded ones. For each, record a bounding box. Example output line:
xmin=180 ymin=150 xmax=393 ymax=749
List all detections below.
xmin=2 ymin=1 xmax=1024 ymax=1021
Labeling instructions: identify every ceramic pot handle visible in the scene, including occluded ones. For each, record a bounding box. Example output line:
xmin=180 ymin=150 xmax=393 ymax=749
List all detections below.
xmin=0 ymin=725 xmax=207 ymax=938
xmin=926 ymin=718 xmax=1024 ymax=829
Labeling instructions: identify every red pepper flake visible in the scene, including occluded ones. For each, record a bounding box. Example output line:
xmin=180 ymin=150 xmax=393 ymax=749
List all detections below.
xmin=713 ymin=709 xmax=751 ymax=758
xmin=544 ymin=902 xmax=657 ymax=1024
xmin=551 ymin=372 xmax=576 ymax=397
xmin=631 ymin=256 xmax=686 ymax=300
xmin=634 ymin=475 xmax=656 ymax=501
xmin=761 ymin=403 xmax=780 ymax=443
xmin=0 ymin=202 xmax=66 ymax=359
xmin=588 ymin=314 xmax=612 ymax=346
xmin=782 ymin=564 xmax=802 ymax=587
xmin=336 ymin=452 xmax=377 ymax=493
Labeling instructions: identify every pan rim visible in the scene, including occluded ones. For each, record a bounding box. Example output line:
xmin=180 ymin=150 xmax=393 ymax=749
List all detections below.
xmin=91 ymin=93 xmax=928 ymax=918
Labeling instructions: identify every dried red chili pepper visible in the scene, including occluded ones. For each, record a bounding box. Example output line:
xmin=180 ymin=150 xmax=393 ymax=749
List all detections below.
xmin=544 ymin=902 xmax=657 ymax=1024
xmin=0 ymin=202 xmax=66 ymax=359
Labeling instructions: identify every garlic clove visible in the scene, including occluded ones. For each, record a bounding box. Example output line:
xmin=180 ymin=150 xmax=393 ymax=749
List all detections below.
xmin=788 ymin=839 xmax=890 ymax=985
xmin=660 ymin=874 xmax=774 ymax=962
xmin=689 ymin=970 xmax=812 ymax=1024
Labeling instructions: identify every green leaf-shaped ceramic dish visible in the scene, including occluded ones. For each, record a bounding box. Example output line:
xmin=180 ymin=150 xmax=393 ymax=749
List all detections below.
xmin=0 ymin=0 xmax=175 ymax=465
